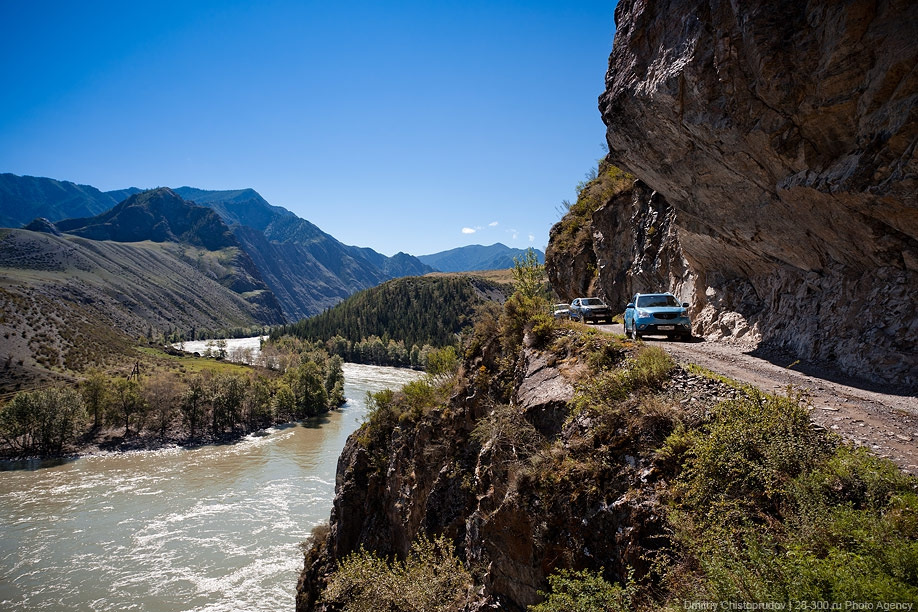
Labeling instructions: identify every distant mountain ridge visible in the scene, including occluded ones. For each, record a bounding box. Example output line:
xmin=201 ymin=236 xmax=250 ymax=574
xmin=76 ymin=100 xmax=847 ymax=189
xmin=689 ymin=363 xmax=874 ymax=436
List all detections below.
xmin=49 ymin=188 xmax=285 ymax=319
xmin=418 ymin=243 xmax=545 ymax=272
xmin=0 ymin=173 xmax=120 ymax=228
xmin=57 ymin=187 xmax=238 ymax=251
xmin=168 ymin=186 xmax=434 ymax=320
xmin=1 ymin=173 xmax=433 ymax=321
xmin=172 ymin=186 xmax=296 ymax=231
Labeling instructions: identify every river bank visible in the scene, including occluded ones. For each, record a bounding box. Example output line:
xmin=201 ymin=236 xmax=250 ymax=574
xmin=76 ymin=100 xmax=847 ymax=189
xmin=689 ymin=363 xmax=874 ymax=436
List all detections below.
xmin=0 ymin=363 xmax=423 ymax=612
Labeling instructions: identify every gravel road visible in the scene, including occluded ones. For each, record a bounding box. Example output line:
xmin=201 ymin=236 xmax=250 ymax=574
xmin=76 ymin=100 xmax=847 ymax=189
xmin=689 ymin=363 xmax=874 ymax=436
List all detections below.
xmin=595 ymin=323 xmax=918 ymax=474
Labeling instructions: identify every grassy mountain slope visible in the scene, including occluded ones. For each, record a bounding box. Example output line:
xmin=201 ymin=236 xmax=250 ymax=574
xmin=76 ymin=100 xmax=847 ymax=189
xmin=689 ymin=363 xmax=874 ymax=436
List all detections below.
xmin=0 ymin=173 xmax=118 ymax=228
xmin=419 ymin=243 xmax=545 ymax=272
xmin=0 ymin=228 xmax=283 ymax=395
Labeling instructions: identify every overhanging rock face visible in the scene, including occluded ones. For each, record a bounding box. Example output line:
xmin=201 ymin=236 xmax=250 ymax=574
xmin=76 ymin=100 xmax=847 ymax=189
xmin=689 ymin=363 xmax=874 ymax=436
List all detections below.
xmin=598 ymin=0 xmax=917 ymax=385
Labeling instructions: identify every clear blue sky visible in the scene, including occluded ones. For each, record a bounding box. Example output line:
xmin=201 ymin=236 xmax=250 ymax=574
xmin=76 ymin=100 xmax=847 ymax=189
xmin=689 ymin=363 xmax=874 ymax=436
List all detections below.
xmin=1 ymin=1 xmax=616 ymax=256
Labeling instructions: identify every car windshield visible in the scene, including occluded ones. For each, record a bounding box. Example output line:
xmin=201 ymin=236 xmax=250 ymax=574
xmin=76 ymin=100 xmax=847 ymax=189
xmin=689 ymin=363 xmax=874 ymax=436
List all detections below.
xmin=637 ymin=295 xmax=680 ymax=308
xmin=582 ymin=298 xmax=606 ymax=306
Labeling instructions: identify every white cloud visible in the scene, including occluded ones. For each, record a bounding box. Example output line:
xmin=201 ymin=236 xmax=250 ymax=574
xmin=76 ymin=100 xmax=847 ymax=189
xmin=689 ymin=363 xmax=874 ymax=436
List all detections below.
xmin=528 ymin=234 xmax=535 ymax=242
xmin=461 ymin=227 xmax=477 ymax=234
xmin=489 ymin=221 xmax=499 ymax=227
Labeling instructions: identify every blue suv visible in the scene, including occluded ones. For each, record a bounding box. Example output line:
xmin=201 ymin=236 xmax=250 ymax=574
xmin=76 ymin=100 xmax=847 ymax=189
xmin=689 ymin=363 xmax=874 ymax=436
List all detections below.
xmin=624 ymin=293 xmax=692 ymax=341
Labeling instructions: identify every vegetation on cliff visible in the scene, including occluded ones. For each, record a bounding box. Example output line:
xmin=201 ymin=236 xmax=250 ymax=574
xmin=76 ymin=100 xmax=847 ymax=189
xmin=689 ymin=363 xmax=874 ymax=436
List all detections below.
xmin=549 ymin=161 xmax=633 ymax=257
xmin=298 ymin=253 xmax=918 ymax=610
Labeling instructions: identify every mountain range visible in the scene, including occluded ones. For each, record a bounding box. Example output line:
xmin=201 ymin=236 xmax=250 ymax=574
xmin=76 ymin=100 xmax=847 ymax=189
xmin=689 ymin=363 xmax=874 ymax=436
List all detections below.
xmin=0 ymin=173 xmax=120 ymax=228
xmin=1 ymin=174 xmax=438 ymax=323
xmin=0 ymin=174 xmax=543 ymax=328
xmin=0 ymin=173 xmax=542 ymax=392
xmin=417 ymin=243 xmax=544 ymax=272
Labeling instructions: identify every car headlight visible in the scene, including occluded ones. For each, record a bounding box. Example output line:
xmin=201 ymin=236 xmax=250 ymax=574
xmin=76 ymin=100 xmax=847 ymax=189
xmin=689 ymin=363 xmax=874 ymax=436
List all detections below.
xmin=637 ymin=309 xmax=650 ymax=318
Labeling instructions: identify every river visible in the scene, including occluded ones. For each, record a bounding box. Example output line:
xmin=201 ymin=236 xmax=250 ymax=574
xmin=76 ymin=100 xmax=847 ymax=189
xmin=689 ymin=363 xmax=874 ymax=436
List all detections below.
xmin=0 ymin=362 xmax=422 ymax=612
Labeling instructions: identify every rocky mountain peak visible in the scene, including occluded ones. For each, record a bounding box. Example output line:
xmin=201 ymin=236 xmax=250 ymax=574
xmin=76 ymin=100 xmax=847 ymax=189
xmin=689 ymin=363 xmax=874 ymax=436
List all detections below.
xmin=56 ymin=187 xmax=239 ymax=251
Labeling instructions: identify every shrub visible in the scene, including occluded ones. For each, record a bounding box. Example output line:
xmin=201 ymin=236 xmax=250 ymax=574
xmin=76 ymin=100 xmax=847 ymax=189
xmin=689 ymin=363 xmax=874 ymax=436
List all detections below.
xmin=500 ymin=293 xmax=555 ymax=353
xmin=321 ymin=535 xmax=472 ymax=612
xmin=471 ymin=404 xmax=545 ymax=466
xmin=574 ymin=346 xmax=674 ymax=408
xmin=662 ymin=390 xmax=918 ymax=604
xmin=529 ymin=567 xmax=636 ymax=612
xmin=398 ymin=378 xmax=446 ymax=423
xmin=673 ymin=390 xmax=833 ymax=528
xmin=427 ymin=346 xmax=459 ymax=379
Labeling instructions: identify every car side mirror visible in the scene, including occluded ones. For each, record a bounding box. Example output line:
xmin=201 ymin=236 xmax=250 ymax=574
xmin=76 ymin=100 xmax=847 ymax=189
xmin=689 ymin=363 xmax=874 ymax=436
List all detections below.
xmin=682 ymin=302 xmax=689 ymax=308
xmin=626 ymin=303 xmax=635 ymax=309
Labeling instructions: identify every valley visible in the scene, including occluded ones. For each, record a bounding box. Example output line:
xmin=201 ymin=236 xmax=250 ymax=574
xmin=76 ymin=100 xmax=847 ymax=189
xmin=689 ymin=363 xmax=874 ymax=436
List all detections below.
xmin=1 ymin=0 xmax=916 ymax=610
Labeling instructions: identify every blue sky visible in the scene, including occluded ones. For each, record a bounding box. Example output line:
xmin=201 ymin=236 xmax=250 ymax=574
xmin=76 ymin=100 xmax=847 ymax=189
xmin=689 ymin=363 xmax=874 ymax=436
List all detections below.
xmin=0 ymin=1 xmax=616 ymax=256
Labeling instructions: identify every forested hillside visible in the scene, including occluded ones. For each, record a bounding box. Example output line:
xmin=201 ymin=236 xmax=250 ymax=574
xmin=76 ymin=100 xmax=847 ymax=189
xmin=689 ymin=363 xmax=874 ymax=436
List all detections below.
xmin=272 ymin=276 xmax=510 ymax=366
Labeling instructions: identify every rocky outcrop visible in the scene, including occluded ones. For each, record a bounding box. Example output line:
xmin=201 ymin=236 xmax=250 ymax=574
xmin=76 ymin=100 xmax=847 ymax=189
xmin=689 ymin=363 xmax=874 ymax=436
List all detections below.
xmin=547 ymin=175 xmax=694 ymax=319
xmin=550 ymin=0 xmax=917 ymax=385
xmin=296 ymin=340 xmax=667 ymax=611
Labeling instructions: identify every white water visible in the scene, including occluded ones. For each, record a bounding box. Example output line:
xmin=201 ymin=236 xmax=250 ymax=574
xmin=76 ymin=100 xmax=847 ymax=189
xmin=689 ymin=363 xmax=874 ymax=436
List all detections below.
xmin=0 ymin=363 xmax=422 ymax=612
xmin=174 ymin=336 xmax=267 ymax=365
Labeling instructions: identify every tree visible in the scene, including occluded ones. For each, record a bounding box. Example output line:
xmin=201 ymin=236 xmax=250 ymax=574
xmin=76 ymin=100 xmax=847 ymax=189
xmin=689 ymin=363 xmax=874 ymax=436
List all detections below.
xmin=211 ymin=373 xmax=245 ymax=435
xmin=111 ymin=378 xmax=142 ymax=437
xmin=181 ymin=374 xmax=207 ymax=440
xmin=0 ymin=387 xmax=86 ymax=456
xmin=243 ymin=375 xmax=274 ymax=429
xmin=287 ymin=361 xmax=328 ymax=419
xmin=273 ymin=381 xmax=295 ymax=422
xmin=512 ymin=247 xmax=546 ymax=300
xmin=81 ymin=369 xmax=110 ymax=430
xmin=324 ymin=355 xmax=346 ymax=407
xmin=143 ymin=373 xmax=180 ymax=440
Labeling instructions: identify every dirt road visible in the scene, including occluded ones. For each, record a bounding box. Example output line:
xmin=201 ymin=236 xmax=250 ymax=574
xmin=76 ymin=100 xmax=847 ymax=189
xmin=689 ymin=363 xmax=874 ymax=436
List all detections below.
xmin=596 ymin=324 xmax=918 ymax=474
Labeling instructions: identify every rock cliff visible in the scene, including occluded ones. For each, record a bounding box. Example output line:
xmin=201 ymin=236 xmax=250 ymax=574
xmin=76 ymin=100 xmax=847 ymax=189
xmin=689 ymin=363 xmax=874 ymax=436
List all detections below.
xmin=296 ymin=327 xmax=677 ymax=611
xmin=549 ymin=0 xmax=917 ymax=386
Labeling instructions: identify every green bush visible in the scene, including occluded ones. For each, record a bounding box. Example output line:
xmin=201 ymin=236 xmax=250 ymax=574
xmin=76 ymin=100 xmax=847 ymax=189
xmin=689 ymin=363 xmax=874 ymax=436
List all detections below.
xmin=0 ymin=387 xmax=87 ymax=456
xmin=673 ymin=390 xmax=832 ymax=528
xmin=321 ymin=535 xmax=472 ymax=612
xmin=529 ymin=567 xmax=636 ymax=612
xmin=663 ymin=390 xmax=918 ymax=604
xmin=500 ymin=292 xmax=555 ymax=353
xmin=427 ymin=346 xmax=459 ymax=378
xmin=575 ymin=346 xmax=674 ymax=408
